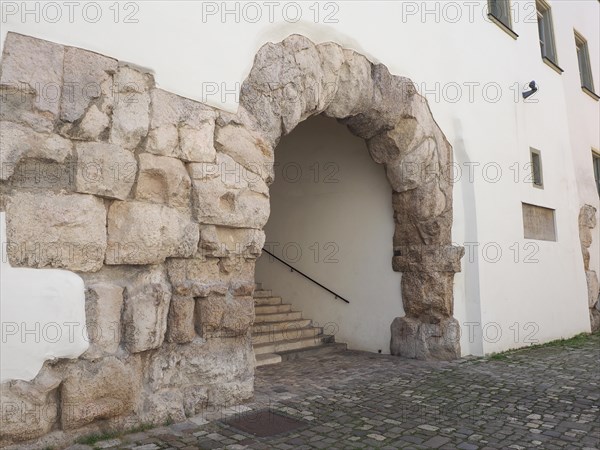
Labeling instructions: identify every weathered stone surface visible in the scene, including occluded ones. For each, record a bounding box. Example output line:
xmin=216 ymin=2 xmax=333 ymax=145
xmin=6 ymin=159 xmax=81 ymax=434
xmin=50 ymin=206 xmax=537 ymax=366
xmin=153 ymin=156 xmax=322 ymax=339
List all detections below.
xmin=146 ymin=89 xmax=217 ymax=161
xmin=215 ymin=123 xmax=274 ymax=182
xmin=579 ymin=204 xmax=597 ymax=229
xmin=586 ymin=270 xmax=599 ymax=308
xmin=135 ymin=153 xmax=191 ymax=208
xmin=74 ymin=141 xmax=137 ymax=199
xmin=0 ymin=121 xmax=72 ymax=181
xmin=61 ymin=357 xmax=139 ymax=429
xmin=199 ymin=225 xmax=265 ymax=259
xmin=591 ymin=308 xmax=600 ymax=333
xmin=106 ymin=201 xmax=199 ymax=265
xmin=121 ymin=264 xmax=172 ymax=353
xmin=65 ymin=103 xmax=111 ymax=141
xmin=392 ymin=245 xmax=464 ymax=273
xmin=390 ymin=316 xmax=460 ymax=360
xmin=82 ymin=283 xmax=124 ymax=359
xmin=166 ymin=294 xmax=196 ymax=343
xmin=144 ymin=337 xmax=254 ymax=412
xmin=166 ymin=257 xmax=255 ymax=297
xmin=195 ymin=293 xmax=254 ymax=336
xmin=110 ymin=67 xmax=152 ymax=149
xmin=189 ymin=153 xmax=269 ymax=229
xmin=0 ymin=32 xmax=64 ymax=131
xmin=5 ymin=191 xmax=107 ymax=271
xmin=0 ymin=369 xmax=61 ymax=445
xmin=60 ymin=46 xmax=117 ymax=124
xmin=401 ymin=270 xmax=455 ymax=319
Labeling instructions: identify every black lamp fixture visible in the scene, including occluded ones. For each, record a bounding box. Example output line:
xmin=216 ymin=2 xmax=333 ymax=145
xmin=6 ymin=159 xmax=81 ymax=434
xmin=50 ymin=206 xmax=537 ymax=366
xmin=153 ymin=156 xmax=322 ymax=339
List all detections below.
xmin=522 ymin=81 xmax=538 ymax=99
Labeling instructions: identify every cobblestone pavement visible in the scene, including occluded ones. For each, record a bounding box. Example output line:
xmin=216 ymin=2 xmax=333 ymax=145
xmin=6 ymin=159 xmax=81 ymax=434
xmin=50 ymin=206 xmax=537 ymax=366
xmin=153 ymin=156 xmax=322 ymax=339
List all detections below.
xmin=69 ymin=334 xmax=600 ymax=450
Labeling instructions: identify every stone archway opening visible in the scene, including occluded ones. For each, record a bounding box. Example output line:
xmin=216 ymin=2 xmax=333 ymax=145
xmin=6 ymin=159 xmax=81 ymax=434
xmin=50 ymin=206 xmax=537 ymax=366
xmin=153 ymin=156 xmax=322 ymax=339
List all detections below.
xmin=234 ymin=35 xmax=465 ymax=360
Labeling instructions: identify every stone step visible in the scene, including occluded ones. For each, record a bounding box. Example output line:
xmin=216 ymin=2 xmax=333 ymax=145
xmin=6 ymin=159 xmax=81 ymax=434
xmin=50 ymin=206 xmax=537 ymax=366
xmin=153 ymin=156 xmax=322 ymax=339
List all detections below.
xmin=254 ymin=303 xmax=291 ymax=315
xmin=253 ymin=290 xmax=272 ymax=298
xmin=253 ymin=335 xmax=330 ymax=355
xmin=279 ymin=342 xmax=346 ymax=362
xmin=254 ymin=296 xmax=283 ymax=306
xmin=252 ymin=319 xmax=312 ymax=334
xmin=254 ymin=311 xmax=302 ymax=323
xmin=255 ymin=352 xmax=281 ymax=367
xmin=251 ymin=326 xmax=322 ymax=345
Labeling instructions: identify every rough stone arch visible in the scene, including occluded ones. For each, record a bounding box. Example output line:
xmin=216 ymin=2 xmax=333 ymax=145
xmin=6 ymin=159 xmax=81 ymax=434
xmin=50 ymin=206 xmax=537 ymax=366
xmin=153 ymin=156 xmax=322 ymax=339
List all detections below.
xmin=229 ymin=35 xmax=465 ymax=359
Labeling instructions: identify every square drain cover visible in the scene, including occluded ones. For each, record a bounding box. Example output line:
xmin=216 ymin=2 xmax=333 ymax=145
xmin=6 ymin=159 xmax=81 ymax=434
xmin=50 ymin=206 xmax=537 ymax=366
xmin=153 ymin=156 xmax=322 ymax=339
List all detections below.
xmin=223 ymin=409 xmax=307 ymax=437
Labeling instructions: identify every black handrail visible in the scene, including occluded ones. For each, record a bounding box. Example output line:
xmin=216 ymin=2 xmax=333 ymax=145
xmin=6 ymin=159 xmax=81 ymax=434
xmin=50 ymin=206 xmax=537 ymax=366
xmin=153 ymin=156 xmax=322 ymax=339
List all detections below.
xmin=262 ymin=248 xmax=350 ymax=304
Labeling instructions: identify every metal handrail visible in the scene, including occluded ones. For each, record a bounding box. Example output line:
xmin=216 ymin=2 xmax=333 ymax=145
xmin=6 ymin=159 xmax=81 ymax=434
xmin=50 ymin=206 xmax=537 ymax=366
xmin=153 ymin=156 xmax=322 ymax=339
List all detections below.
xmin=261 ymin=248 xmax=350 ymax=304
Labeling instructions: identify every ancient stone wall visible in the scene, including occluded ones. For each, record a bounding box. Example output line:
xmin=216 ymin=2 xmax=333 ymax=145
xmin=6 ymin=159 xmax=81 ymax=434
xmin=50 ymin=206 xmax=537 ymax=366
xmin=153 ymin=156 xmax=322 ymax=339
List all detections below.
xmin=0 ymin=32 xmax=463 ymax=447
xmin=579 ymin=205 xmax=600 ymax=332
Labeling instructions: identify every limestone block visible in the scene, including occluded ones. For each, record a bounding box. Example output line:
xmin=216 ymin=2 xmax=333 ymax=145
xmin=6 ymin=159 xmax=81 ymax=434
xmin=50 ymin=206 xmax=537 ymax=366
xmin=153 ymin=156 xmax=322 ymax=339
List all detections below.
xmin=135 ymin=153 xmax=191 ymax=208
xmin=199 ymin=225 xmax=265 ymax=259
xmin=106 ymin=201 xmax=199 ymax=265
xmin=0 ymin=121 xmax=72 ymax=181
xmin=5 ymin=191 xmax=107 ymax=272
xmin=60 ymin=357 xmax=139 ymax=430
xmin=215 ymin=124 xmax=274 ymax=182
xmin=82 ymin=283 xmax=124 ymax=359
xmin=110 ymin=67 xmax=152 ymax=149
xmin=166 ymin=257 xmax=255 ymax=297
xmin=146 ymin=89 xmax=217 ymax=161
xmin=121 ymin=265 xmax=172 ymax=353
xmin=60 ymin=45 xmax=117 ymax=127
xmin=401 ymin=270 xmax=455 ymax=319
xmin=579 ymin=204 xmax=597 ymax=230
xmin=74 ymin=141 xmax=137 ymax=199
xmin=586 ymin=270 xmax=599 ymax=308
xmin=392 ymin=245 xmax=464 ymax=273
xmin=166 ymin=295 xmax=196 ymax=343
xmin=0 ymin=32 xmax=64 ymax=131
xmin=0 ymin=369 xmax=61 ymax=445
xmin=189 ymin=153 xmax=270 ymax=229
xmin=195 ymin=293 xmax=254 ymax=337
xmin=390 ymin=316 xmax=460 ymax=360
xmin=315 ymin=42 xmax=345 ymax=111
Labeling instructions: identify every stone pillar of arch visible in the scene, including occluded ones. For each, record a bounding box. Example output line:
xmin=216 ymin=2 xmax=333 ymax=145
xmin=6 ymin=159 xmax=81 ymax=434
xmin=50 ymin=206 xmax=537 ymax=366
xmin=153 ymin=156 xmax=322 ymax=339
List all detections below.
xmin=229 ymin=35 xmax=465 ymax=360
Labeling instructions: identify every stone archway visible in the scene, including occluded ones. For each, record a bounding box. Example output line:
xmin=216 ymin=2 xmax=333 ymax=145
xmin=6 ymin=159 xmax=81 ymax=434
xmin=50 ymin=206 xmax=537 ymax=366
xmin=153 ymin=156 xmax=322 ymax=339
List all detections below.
xmin=0 ymin=32 xmax=463 ymax=447
xmin=229 ymin=35 xmax=465 ymax=359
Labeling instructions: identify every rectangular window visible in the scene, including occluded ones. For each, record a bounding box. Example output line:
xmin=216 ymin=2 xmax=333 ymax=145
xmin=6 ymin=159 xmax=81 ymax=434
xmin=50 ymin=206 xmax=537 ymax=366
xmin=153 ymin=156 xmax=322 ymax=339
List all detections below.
xmin=593 ymin=152 xmax=600 ymax=197
xmin=575 ymin=32 xmax=596 ymax=93
xmin=530 ymin=148 xmax=543 ymax=188
xmin=489 ymin=0 xmax=512 ymax=29
xmin=522 ymin=203 xmax=557 ymax=241
xmin=536 ymin=1 xmax=559 ymax=67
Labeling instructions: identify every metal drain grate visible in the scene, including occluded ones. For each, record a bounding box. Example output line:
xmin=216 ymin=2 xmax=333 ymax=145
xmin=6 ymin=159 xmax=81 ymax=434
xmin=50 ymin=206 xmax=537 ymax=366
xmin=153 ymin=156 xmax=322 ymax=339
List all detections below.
xmin=223 ymin=409 xmax=307 ymax=437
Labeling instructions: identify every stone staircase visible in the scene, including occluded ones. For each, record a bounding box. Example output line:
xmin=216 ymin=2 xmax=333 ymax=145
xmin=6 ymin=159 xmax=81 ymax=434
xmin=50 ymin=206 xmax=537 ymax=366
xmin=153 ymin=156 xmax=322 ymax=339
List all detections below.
xmin=252 ymin=284 xmax=346 ymax=367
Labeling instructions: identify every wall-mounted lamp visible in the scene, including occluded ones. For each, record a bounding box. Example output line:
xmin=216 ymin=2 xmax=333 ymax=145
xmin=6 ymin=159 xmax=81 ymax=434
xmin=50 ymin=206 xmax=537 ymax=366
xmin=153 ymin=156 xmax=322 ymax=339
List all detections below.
xmin=522 ymin=81 xmax=538 ymax=99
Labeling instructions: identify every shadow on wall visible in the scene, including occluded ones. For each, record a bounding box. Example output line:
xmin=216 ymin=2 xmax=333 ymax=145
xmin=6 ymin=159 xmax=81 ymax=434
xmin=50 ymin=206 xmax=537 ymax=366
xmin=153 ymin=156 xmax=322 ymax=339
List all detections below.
xmin=0 ymin=211 xmax=88 ymax=382
xmin=255 ymin=115 xmax=403 ymax=354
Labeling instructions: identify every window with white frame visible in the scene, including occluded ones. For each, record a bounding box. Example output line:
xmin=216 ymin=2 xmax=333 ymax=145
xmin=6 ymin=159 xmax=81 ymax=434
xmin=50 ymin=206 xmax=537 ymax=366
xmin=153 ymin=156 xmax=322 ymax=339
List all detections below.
xmin=536 ymin=0 xmax=559 ymax=67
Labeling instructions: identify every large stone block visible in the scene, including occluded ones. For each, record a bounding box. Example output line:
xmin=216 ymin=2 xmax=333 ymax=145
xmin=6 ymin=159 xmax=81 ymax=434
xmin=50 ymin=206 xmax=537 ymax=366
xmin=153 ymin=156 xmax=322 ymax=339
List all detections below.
xmin=390 ymin=316 xmax=460 ymax=360
xmin=166 ymin=295 xmax=196 ymax=343
xmin=106 ymin=201 xmax=199 ymax=265
xmin=146 ymin=89 xmax=217 ymax=161
xmin=195 ymin=293 xmax=254 ymax=337
xmin=0 ymin=369 xmax=61 ymax=445
xmin=5 ymin=191 xmax=107 ymax=272
xmin=121 ymin=265 xmax=172 ymax=353
xmin=199 ymin=225 xmax=265 ymax=259
xmin=61 ymin=357 xmax=139 ymax=430
xmin=0 ymin=32 xmax=64 ymax=131
xmin=110 ymin=67 xmax=152 ymax=149
xmin=215 ymin=124 xmax=274 ymax=182
xmin=189 ymin=153 xmax=270 ymax=229
xmin=135 ymin=153 xmax=191 ymax=208
xmin=82 ymin=283 xmax=124 ymax=359
xmin=392 ymin=245 xmax=464 ymax=273
xmin=401 ymin=270 xmax=454 ymax=319
xmin=166 ymin=257 xmax=255 ymax=297
xmin=74 ymin=141 xmax=137 ymax=199
xmin=60 ymin=45 xmax=117 ymax=127
xmin=0 ymin=121 xmax=72 ymax=181
xmin=586 ymin=270 xmax=599 ymax=308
